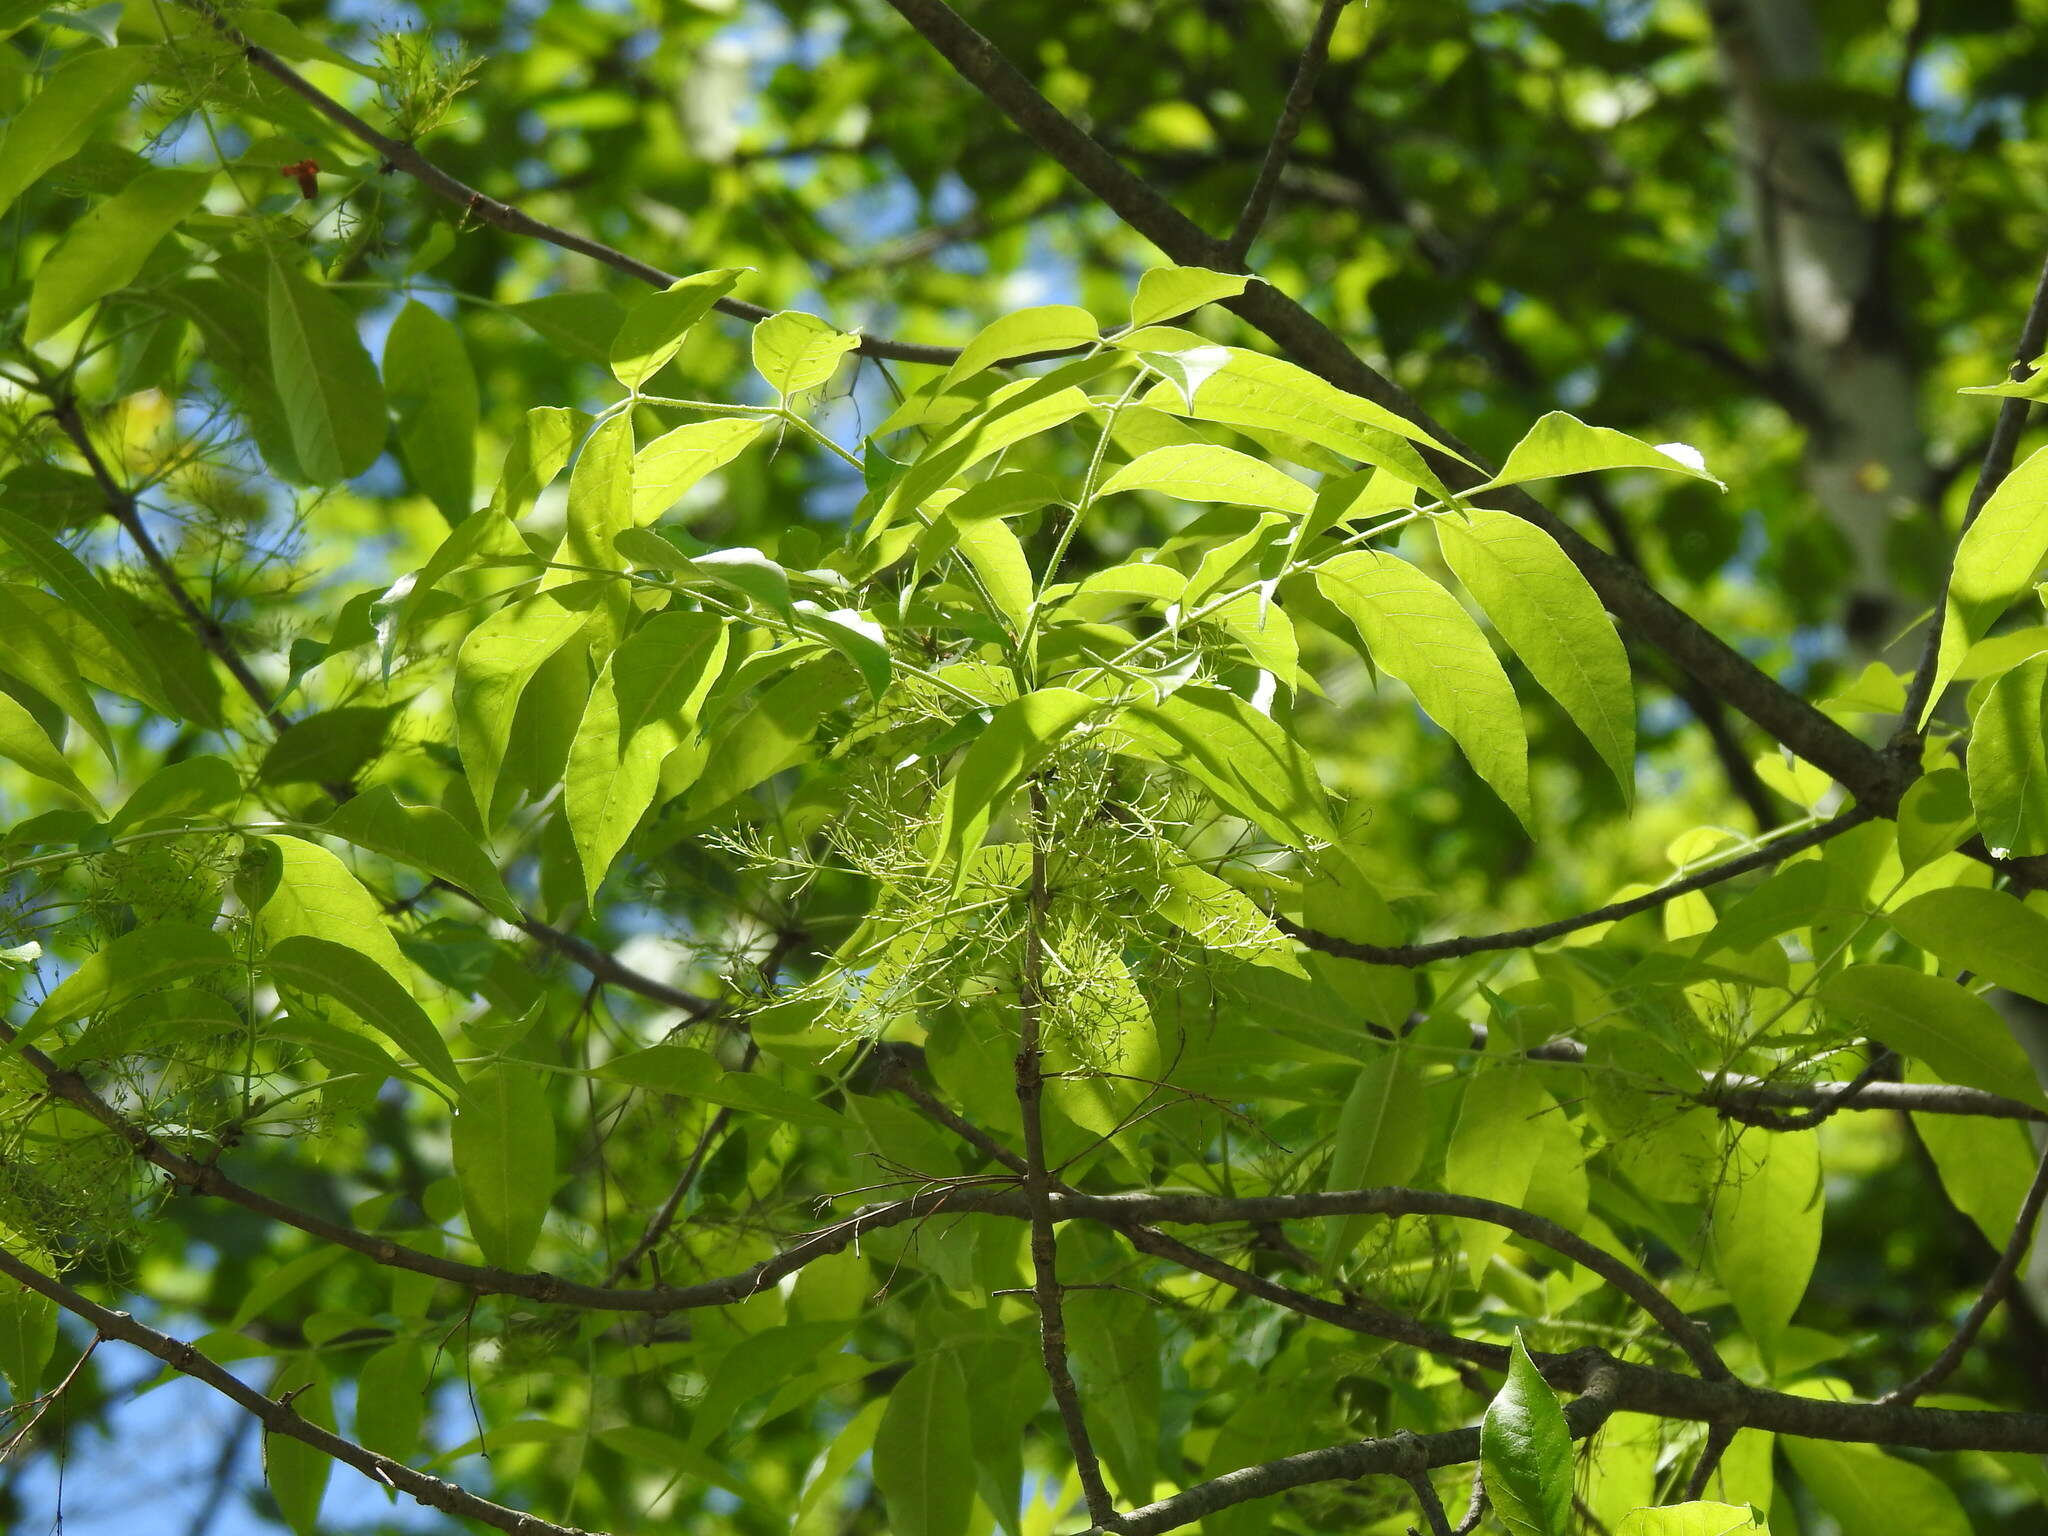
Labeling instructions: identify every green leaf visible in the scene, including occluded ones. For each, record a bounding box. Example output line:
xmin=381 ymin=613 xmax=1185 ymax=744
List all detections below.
xmin=593 ymin=1044 xmax=845 ymax=1129
xmin=940 ymin=470 xmax=1066 ymax=523
xmin=1322 ymin=1048 xmax=1428 ymax=1264
xmin=566 ymin=611 xmax=729 ymax=902
xmin=866 ymin=384 xmax=1093 ymax=546
xmin=454 ymin=593 xmax=592 ymax=824
xmin=256 ymin=705 xmax=395 ymax=786
xmin=1926 ymin=443 xmax=2048 ymax=719
xmin=0 ymin=47 xmax=155 ymax=218
xmin=0 ymin=1281 xmax=57 ymax=1399
xmin=1316 ymin=548 xmax=1532 ymax=826
xmin=938 ymin=305 xmax=1099 ymax=392
xmin=1435 ymin=508 xmax=1635 ymax=801
xmin=354 ymin=1338 xmax=428 ymax=1463
xmin=490 ymin=406 xmax=589 ymax=522
xmin=19 ymin=922 xmax=233 ymax=1049
xmin=1781 ymin=1439 xmax=1972 ymax=1536
xmin=1887 ymin=886 xmax=2048 ymax=1004
xmin=1897 ymin=766 xmax=1975 ymax=874
xmin=793 ymin=603 xmax=891 ymax=698
xmin=1613 ymin=1503 xmax=1764 ymax=1536
xmin=384 ymin=299 xmax=479 ymax=520
xmin=1098 ymin=444 xmax=1314 ymax=515
xmin=935 ymin=687 xmax=1100 ymax=869
xmin=610 ymin=269 xmax=744 ymax=390
xmin=1067 ymin=1287 xmax=1162 ymax=1501
xmin=796 ymin=1397 xmax=885 ymax=1533
xmin=26 ymin=167 xmax=211 ymax=342
xmin=1481 ymin=412 xmax=1723 ymax=490
xmin=320 ymin=785 xmax=521 ymax=923
xmin=872 ymin=1352 xmax=977 ymax=1536
xmin=509 ymin=292 xmax=624 ymax=365
xmin=562 ymin=412 xmax=635 ymax=575
xmin=0 ymin=689 xmax=99 ymax=810
xmin=256 ymin=835 xmax=413 ymax=994
xmin=1908 ymin=1059 xmax=2040 ymax=1251
xmin=1968 ymin=652 xmax=2048 ymax=856
xmin=1710 ymin=1129 xmax=1821 ymax=1369
xmin=1148 ymin=345 xmax=1459 ymax=477
xmin=262 ymin=1359 xmax=333 ymax=1536
xmin=617 ymin=531 xmax=795 ymax=617
xmin=632 ymin=416 xmax=766 ymax=523
xmin=1128 ymin=265 xmax=1253 ymax=329
xmin=932 ymin=507 xmax=1034 ymax=628
xmin=1446 ymin=1067 xmax=1551 ymax=1284
xmin=266 ymin=935 xmax=465 ymax=1097
xmin=753 ymin=310 xmax=861 ymax=397
xmin=1113 ymin=685 xmax=1336 ymax=849
xmin=108 ymin=755 xmax=241 ymax=834
xmin=1481 ymin=1332 xmax=1575 ymax=1536
xmin=1155 ymin=851 xmax=1304 ymax=973
xmin=679 ymin=655 xmax=855 ymax=820
xmin=0 ymin=584 xmax=114 ymax=768
xmin=452 ymin=1060 xmax=555 ymax=1269
xmin=267 ymin=254 xmax=387 ymax=482
xmin=1820 ymin=964 xmax=2046 ymax=1106
xmin=0 ymin=509 xmax=175 ymax=717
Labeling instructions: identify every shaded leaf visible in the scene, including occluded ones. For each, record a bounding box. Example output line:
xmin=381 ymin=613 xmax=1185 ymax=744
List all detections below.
xmin=267 ymin=255 xmax=388 ymax=481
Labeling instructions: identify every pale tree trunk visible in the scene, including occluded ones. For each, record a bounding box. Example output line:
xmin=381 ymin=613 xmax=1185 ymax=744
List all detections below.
xmin=1714 ymin=0 xmax=2048 ymax=1328
xmin=1709 ymin=0 xmax=1929 ymax=651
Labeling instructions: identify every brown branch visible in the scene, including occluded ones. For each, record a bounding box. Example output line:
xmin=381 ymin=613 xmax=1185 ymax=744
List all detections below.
xmin=0 ymin=1013 xmax=982 ymax=1314
xmin=1224 ymin=0 xmax=1348 ymax=262
xmin=1707 ymin=1076 xmax=2045 ymax=1124
xmin=880 ymin=0 xmax=1909 ymax=818
xmin=1113 ymin=1369 xmax=1626 ymax=1536
xmin=1281 ymin=808 xmax=1868 ymax=965
xmin=1896 ymin=245 xmax=2048 ymax=733
xmin=48 ymin=396 xmax=290 ymax=738
xmin=1060 ymin=1189 xmax=1728 ymax=1382
xmin=1018 ymin=786 xmax=1124 ymax=1530
xmin=40 ymin=385 xmax=720 ymax=1024
xmin=176 ymin=0 xmax=961 ymax=368
xmin=0 ymin=1246 xmax=610 ymax=1536
xmin=1882 ymin=1139 xmax=2048 ymax=1406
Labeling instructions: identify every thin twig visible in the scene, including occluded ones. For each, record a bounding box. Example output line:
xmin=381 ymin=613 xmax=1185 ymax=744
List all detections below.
xmin=0 ymin=1248 xmax=609 ymax=1536
xmin=176 ymin=0 xmax=962 ymax=368
xmin=1883 ymin=1140 xmax=2048 ymax=1406
xmin=1681 ymin=1421 xmax=1736 ymax=1501
xmin=39 ymin=385 xmax=719 ymax=1024
xmin=1224 ymin=0 xmax=1348 ymax=262
xmin=1281 ymin=808 xmax=1867 ymax=966
xmin=1896 ymin=246 xmax=2048 ymax=733
xmin=1018 ymin=784 xmax=1125 ymax=1531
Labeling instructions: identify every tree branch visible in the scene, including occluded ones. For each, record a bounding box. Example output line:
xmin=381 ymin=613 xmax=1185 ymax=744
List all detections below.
xmin=1896 ymin=246 xmax=2048 ymax=733
xmin=1018 ymin=786 xmax=1124 ymax=1530
xmin=1281 ymin=808 xmax=1867 ymax=965
xmin=1882 ymin=1139 xmax=2048 ymax=1406
xmin=880 ymin=0 xmax=1908 ymax=816
xmin=40 ymin=387 xmax=720 ymax=1024
xmin=1223 ymin=0 xmax=1348 ymax=262
xmin=176 ymin=0 xmax=962 ymax=368
xmin=1111 ymin=1368 xmax=1622 ymax=1536
xmin=0 ymin=1248 xmax=609 ymax=1536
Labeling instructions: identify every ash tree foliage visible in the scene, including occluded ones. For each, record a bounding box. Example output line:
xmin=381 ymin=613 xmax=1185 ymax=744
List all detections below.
xmin=4 ymin=4 xmax=2048 ymax=1536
